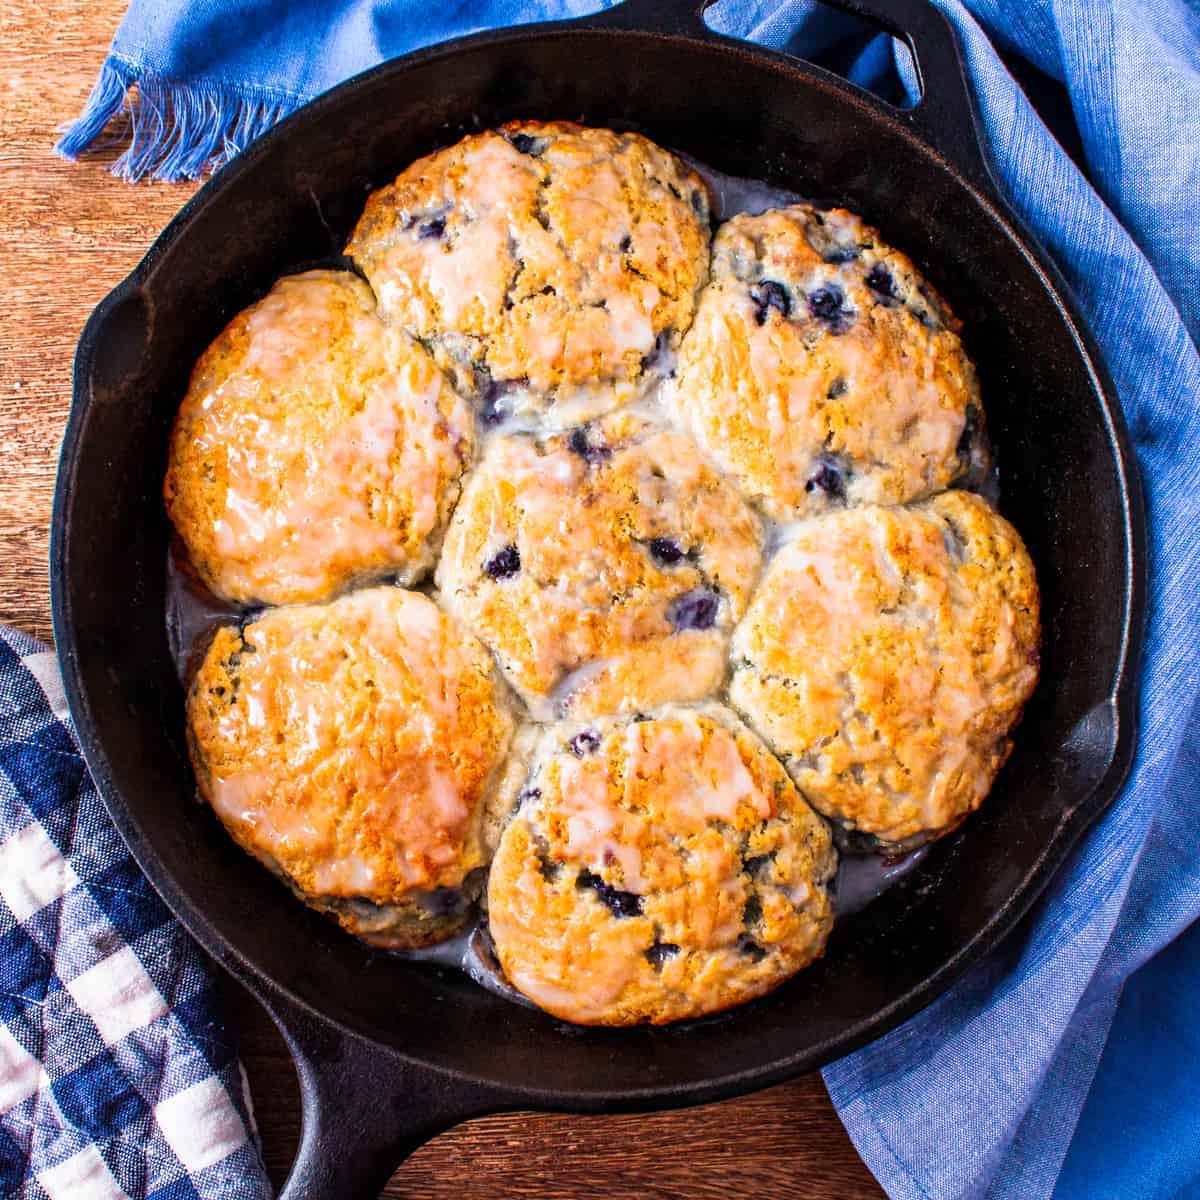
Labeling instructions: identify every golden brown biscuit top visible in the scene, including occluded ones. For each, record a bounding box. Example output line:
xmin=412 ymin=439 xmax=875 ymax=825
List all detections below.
xmin=667 ymin=204 xmax=981 ymax=521
xmin=345 ymin=122 xmax=712 ymax=426
xmin=187 ymin=587 xmax=514 ymax=902
xmin=435 ymin=411 xmax=763 ymax=718
xmin=730 ymin=492 xmax=1040 ymax=844
xmin=164 ymin=270 xmax=474 ymax=605
xmin=486 ymin=705 xmax=836 ymax=1024
xmin=166 ymin=125 xmax=1037 ymax=985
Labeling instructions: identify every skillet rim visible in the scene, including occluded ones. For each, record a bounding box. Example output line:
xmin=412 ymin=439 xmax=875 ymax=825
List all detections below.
xmin=51 ymin=18 xmax=1146 ymax=1109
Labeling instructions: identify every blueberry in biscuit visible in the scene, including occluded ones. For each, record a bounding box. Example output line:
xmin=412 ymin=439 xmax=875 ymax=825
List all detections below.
xmin=346 ymin=121 xmax=712 ymax=428
xmin=666 ymin=204 xmax=986 ymax=521
xmin=486 ymin=705 xmax=836 ymax=1024
xmin=435 ymin=411 xmax=763 ymax=720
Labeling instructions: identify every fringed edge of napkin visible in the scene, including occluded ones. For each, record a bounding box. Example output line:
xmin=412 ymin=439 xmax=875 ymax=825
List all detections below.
xmin=55 ymin=55 xmax=302 ymax=183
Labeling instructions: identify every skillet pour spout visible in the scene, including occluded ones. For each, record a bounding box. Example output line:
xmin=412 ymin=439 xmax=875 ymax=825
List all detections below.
xmin=52 ymin=0 xmax=1144 ymax=1193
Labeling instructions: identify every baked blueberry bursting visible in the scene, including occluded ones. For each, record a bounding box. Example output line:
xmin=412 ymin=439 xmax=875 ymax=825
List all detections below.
xmin=484 ymin=544 xmax=521 ymax=580
xmin=576 ymin=868 xmax=644 ymax=918
xmin=736 ymin=934 xmax=768 ymax=962
xmin=508 ymin=131 xmax=548 ymax=156
xmin=807 ymin=285 xmax=853 ymax=334
xmin=479 ymin=378 xmax=525 ymax=427
xmin=749 ymin=280 xmax=791 ymax=325
xmin=648 ymin=537 xmax=685 ymax=567
xmin=827 ymin=376 xmax=848 ymax=400
xmin=641 ymin=329 xmax=672 ymax=373
xmin=668 ymin=589 xmax=720 ymax=632
xmin=824 ymin=246 xmax=861 ymax=264
xmin=222 ymin=639 xmax=256 ymax=675
xmin=416 ymin=215 xmax=446 ymax=241
xmin=568 ymin=427 xmax=612 ymax=465
xmin=645 ymin=938 xmax=681 ymax=968
xmin=536 ymin=841 xmax=561 ymax=881
xmin=805 ymin=456 xmax=847 ymax=502
xmin=569 ymin=729 xmax=601 ymax=756
xmin=743 ymin=853 xmax=773 ymax=880
xmin=516 ymin=786 xmax=541 ymax=809
xmin=866 ymin=263 xmax=901 ymax=305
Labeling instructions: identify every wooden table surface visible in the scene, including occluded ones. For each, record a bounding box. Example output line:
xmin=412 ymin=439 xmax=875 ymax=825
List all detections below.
xmin=0 ymin=2 xmax=886 ymax=1195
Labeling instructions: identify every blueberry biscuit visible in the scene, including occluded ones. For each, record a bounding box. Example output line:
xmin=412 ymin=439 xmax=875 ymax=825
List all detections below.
xmin=486 ymin=704 xmax=836 ymax=1024
xmin=165 ymin=270 xmax=474 ymax=606
xmin=435 ymin=411 xmax=763 ymax=719
xmin=186 ymin=587 xmax=515 ymax=947
xmin=729 ymin=492 xmax=1040 ymax=849
xmin=345 ymin=122 xmax=712 ymax=428
xmin=666 ymin=205 xmax=984 ymax=521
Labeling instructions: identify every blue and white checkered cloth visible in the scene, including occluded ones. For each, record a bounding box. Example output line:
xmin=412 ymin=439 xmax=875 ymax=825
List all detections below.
xmin=0 ymin=626 xmax=269 ymax=1200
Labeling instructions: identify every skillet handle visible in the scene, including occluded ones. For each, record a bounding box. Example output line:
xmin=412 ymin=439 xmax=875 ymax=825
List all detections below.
xmin=248 ymin=980 xmax=507 ymax=1200
xmin=813 ymin=0 xmax=995 ymax=195
xmin=586 ymin=0 xmax=996 ymax=197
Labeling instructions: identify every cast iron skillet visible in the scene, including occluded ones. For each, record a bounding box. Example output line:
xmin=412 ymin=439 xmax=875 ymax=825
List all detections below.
xmin=52 ymin=0 xmax=1145 ymax=1194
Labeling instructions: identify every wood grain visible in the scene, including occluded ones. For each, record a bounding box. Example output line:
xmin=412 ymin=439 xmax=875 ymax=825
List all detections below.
xmin=224 ymin=974 xmax=884 ymax=1199
xmin=0 ymin=2 xmax=885 ymax=1194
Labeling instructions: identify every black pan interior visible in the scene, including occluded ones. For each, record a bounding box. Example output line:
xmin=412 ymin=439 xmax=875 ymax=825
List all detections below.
xmin=55 ymin=27 xmax=1135 ymax=1105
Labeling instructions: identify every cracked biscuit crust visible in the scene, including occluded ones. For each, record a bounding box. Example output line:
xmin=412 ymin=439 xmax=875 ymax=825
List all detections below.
xmin=487 ymin=705 xmax=836 ymax=1025
xmin=345 ymin=121 xmax=712 ymax=427
xmin=164 ymin=270 xmax=474 ymax=606
xmin=729 ymin=492 xmax=1040 ymax=846
xmin=667 ymin=204 xmax=984 ymax=521
xmin=435 ymin=411 xmax=763 ymax=719
xmin=186 ymin=587 xmax=515 ymax=947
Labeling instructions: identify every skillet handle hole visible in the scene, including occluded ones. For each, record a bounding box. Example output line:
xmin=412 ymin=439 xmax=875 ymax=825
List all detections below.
xmin=703 ymin=0 xmax=919 ymax=109
xmin=83 ymin=285 xmax=153 ymax=406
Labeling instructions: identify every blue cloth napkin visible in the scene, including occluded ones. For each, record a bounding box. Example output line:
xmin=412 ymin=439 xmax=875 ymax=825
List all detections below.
xmin=50 ymin=2 xmax=1200 ymax=1198
xmin=0 ymin=627 xmax=270 ymax=1200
